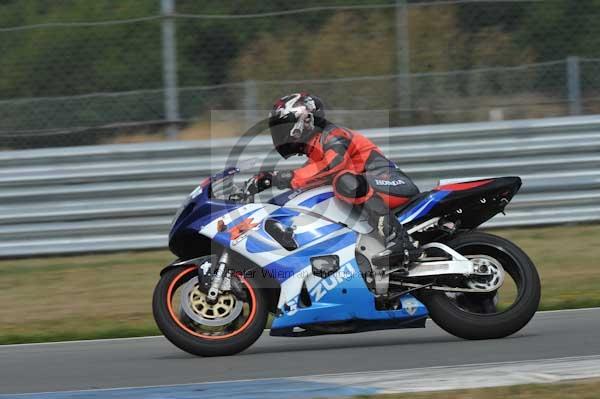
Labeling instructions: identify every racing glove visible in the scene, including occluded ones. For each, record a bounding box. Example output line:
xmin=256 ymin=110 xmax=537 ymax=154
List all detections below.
xmin=252 ymin=170 xmax=293 ymax=193
xmin=254 ymin=172 xmax=273 ymax=192
xmin=272 ymin=170 xmax=293 ymax=189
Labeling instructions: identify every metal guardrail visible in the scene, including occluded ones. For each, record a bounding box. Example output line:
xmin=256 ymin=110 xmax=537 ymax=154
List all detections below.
xmin=1 ymin=115 xmax=600 ymax=258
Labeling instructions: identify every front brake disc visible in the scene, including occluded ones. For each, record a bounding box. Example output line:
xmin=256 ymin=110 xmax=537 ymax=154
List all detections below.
xmin=179 ymin=277 xmax=243 ymax=326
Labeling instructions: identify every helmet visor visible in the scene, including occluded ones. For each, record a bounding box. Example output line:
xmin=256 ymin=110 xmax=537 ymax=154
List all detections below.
xmin=269 ymin=114 xmax=304 ymax=158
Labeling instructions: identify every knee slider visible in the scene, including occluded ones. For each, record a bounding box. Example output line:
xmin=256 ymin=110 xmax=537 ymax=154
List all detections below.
xmin=336 ymin=172 xmax=369 ymax=198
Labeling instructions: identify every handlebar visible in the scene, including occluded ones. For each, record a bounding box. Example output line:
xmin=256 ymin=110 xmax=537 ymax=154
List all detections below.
xmin=243 ymin=176 xmax=258 ymax=201
xmin=227 ymin=177 xmax=257 ymax=203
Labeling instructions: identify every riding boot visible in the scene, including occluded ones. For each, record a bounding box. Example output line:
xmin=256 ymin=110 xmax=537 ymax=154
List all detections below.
xmin=365 ymin=196 xmax=422 ymax=269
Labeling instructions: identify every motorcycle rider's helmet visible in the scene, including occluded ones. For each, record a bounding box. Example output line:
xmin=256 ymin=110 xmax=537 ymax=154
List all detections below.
xmin=268 ymin=93 xmax=325 ymax=159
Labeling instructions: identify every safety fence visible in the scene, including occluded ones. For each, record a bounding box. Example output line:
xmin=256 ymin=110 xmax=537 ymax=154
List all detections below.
xmin=1 ymin=115 xmax=599 ymax=258
xmin=3 ymin=1 xmax=600 ymax=148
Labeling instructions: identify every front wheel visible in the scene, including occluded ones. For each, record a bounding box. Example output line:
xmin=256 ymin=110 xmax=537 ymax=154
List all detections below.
xmin=418 ymin=231 xmax=541 ymax=340
xmin=153 ymin=262 xmax=269 ymax=356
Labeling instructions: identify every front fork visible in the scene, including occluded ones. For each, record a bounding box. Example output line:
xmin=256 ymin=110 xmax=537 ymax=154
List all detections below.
xmin=170 ymin=250 xmax=245 ymax=304
xmin=206 ymin=250 xmax=229 ymax=304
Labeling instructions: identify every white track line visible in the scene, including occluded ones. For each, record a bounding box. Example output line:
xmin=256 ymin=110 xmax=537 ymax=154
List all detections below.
xmin=1 ymin=307 xmax=598 ymax=349
xmin=0 ymin=334 xmax=162 ymax=348
xmin=6 ymin=354 xmax=600 ymax=397
xmin=534 ymin=307 xmax=600 ymax=314
xmin=298 ymin=354 xmax=600 ymax=379
xmin=299 ymin=354 xmax=600 ymax=394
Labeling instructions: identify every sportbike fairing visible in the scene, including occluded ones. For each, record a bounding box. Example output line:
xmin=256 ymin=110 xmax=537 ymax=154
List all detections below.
xmin=169 ymin=168 xmax=519 ymax=334
xmin=170 ymin=178 xmax=427 ymax=333
xmin=191 ymin=188 xmax=428 ymax=332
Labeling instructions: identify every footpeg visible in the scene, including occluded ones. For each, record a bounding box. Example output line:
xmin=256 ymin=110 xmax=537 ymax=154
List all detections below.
xmin=402 ymin=242 xmax=476 ymax=279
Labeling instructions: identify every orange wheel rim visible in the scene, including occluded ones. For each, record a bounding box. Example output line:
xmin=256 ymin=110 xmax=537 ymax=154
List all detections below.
xmin=166 ymin=267 xmax=257 ymax=340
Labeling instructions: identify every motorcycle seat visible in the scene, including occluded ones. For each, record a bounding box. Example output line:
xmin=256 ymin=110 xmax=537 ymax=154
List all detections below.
xmin=393 ymin=191 xmax=432 ymax=214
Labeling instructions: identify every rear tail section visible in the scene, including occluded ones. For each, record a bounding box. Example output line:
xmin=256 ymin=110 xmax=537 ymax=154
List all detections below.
xmin=397 ymin=177 xmax=521 ymax=229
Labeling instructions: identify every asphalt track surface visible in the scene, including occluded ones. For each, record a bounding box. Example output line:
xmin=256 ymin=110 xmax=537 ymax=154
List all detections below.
xmin=1 ymin=308 xmax=599 ymax=395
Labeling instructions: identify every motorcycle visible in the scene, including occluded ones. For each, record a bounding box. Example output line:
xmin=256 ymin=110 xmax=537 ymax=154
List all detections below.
xmin=153 ymin=164 xmax=541 ymax=356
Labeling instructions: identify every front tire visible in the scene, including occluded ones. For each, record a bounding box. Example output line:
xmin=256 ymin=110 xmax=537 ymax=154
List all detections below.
xmin=153 ymin=264 xmax=269 ymax=356
xmin=419 ymin=231 xmax=541 ymax=340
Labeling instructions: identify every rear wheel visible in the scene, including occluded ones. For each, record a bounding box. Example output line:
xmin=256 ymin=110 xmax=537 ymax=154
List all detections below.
xmin=153 ymin=261 xmax=268 ymax=356
xmin=418 ymin=231 xmax=540 ymax=340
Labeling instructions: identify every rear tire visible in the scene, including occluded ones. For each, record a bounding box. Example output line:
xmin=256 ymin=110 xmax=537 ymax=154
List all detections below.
xmin=419 ymin=231 xmax=540 ymax=340
xmin=153 ymin=265 xmax=269 ymax=356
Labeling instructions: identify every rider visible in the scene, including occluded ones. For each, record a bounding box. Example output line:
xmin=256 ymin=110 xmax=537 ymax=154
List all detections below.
xmin=253 ymin=92 xmax=422 ymax=268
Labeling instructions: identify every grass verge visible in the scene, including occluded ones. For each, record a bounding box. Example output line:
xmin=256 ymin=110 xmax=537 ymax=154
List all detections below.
xmin=355 ymin=378 xmax=600 ymax=399
xmin=1 ymin=224 xmax=599 ymax=344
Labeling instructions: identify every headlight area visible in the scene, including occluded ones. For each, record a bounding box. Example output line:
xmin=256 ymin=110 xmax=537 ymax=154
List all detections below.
xmin=170 ymin=179 xmax=211 ymax=230
xmin=169 ymin=200 xmax=194 ymax=231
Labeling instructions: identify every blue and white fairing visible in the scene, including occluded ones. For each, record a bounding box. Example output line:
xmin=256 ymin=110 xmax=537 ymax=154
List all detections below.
xmin=189 ymin=173 xmax=427 ymax=331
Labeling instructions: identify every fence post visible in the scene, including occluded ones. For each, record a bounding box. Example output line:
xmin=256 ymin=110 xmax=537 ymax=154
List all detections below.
xmin=567 ymin=56 xmax=582 ymax=116
xmin=161 ymin=0 xmax=180 ymax=139
xmin=394 ymin=0 xmax=411 ymax=126
xmin=243 ymin=80 xmax=259 ymax=127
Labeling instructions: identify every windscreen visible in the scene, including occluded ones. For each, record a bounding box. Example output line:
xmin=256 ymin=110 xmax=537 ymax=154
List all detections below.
xmin=210 ymin=159 xmax=256 ymax=200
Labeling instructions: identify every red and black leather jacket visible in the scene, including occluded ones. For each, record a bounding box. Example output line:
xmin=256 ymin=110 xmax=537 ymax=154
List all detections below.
xmin=285 ymin=124 xmax=390 ymax=190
